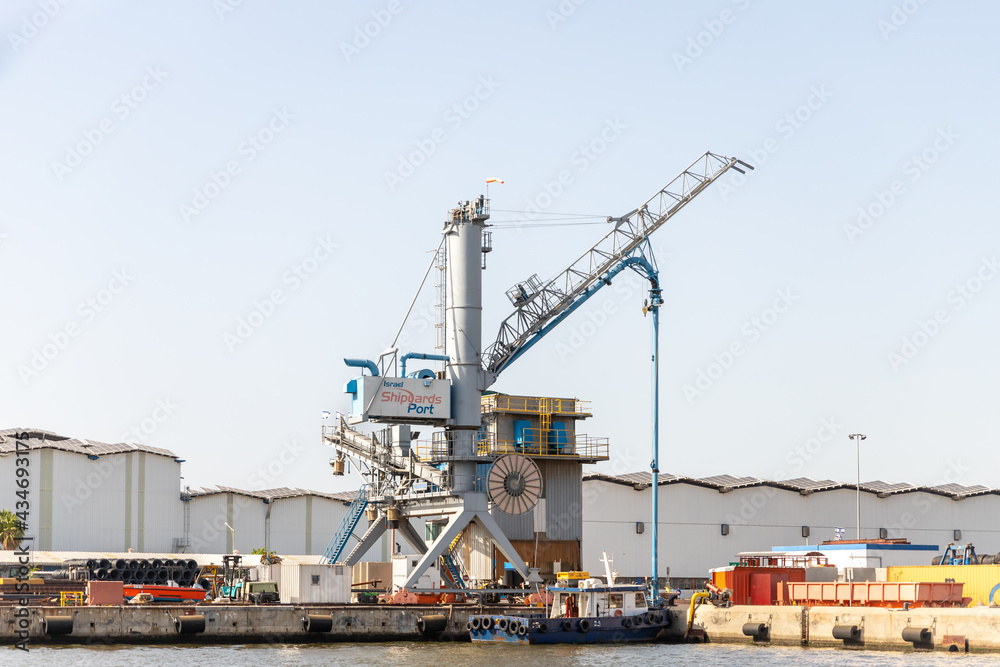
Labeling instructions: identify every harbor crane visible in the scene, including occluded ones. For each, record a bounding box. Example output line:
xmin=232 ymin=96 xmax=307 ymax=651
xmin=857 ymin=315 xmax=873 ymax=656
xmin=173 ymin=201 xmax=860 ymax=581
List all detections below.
xmin=323 ymin=151 xmax=750 ymax=596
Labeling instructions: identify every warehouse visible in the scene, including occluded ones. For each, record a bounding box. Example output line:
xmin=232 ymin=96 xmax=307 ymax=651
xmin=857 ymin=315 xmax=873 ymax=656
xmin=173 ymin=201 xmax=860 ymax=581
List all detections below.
xmin=7 ymin=426 xmax=1000 ymax=585
xmin=0 ymin=428 xmax=184 ymax=552
xmin=187 ymin=486 xmax=423 ymax=560
xmin=0 ymin=428 xmax=420 ymax=562
xmin=581 ymin=471 xmax=1000 ymax=589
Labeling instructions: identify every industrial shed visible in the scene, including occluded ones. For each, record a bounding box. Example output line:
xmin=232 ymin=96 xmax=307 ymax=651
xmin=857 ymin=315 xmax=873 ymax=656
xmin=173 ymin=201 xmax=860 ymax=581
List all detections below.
xmin=581 ymin=471 xmax=1000 ymax=588
xmin=0 ymin=428 xmax=184 ymax=552
xmin=187 ymin=486 xmax=425 ymax=561
xmin=0 ymin=428 xmax=414 ymax=562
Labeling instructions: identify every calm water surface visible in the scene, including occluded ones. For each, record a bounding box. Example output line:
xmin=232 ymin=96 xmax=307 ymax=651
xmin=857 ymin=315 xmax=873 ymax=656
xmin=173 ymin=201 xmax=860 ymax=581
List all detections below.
xmin=9 ymin=643 xmax=997 ymax=666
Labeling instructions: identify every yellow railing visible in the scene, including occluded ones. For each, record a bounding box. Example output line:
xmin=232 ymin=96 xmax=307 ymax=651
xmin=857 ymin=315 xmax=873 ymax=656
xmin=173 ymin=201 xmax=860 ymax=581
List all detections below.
xmin=60 ymin=591 xmax=84 ymax=607
xmin=481 ymin=395 xmax=591 ymax=417
xmin=412 ymin=433 xmax=610 ymax=461
xmin=478 ymin=433 xmax=609 ymax=460
xmin=413 ymin=439 xmax=451 ymax=460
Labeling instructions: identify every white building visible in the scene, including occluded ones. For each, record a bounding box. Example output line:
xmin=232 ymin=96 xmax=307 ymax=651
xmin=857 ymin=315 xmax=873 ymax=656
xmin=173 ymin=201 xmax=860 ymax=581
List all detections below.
xmin=9 ymin=426 xmax=1000 ymax=585
xmin=0 ymin=428 xmax=184 ymax=552
xmin=0 ymin=428 xmax=416 ymax=562
xmin=187 ymin=486 xmax=423 ymax=561
xmin=581 ymin=472 xmax=1000 ymax=588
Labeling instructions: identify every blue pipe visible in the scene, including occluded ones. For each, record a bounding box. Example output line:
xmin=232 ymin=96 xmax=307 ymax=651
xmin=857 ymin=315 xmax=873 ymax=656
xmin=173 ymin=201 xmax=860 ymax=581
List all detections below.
xmin=344 ymin=358 xmax=379 ymax=376
xmin=400 ymin=352 xmax=450 ymax=378
xmin=650 ymin=285 xmax=661 ymax=604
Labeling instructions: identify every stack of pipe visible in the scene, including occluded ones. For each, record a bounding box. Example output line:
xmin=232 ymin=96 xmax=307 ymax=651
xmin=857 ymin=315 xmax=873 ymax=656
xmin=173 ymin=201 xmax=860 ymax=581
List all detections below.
xmin=86 ymin=558 xmax=199 ymax=586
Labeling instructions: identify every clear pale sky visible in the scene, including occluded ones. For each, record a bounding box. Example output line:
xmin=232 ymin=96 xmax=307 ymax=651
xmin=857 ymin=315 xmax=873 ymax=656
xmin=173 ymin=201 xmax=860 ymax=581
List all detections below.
xmin=2 ymin=1 xmax=998 ymax=496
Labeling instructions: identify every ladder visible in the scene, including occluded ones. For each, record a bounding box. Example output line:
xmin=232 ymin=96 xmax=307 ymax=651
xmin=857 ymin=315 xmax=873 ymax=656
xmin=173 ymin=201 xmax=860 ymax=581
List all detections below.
xmin=440 ymin=530 xmax=467 ymax=589
xmin=322 ymin=484 xmax=369 ymax=564
xmin=539 ymin=397 xmax=551 ymax=454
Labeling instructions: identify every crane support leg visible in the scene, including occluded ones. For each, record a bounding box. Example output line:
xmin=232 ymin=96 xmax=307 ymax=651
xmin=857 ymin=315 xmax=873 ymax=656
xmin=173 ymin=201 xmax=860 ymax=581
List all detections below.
xmin=395 ymin=518 xmax=428 ymax=555
xmin=402 ymin=508 xmax=528 ymax=589
xmin=344 ymin=519 xmax=388 ymax=566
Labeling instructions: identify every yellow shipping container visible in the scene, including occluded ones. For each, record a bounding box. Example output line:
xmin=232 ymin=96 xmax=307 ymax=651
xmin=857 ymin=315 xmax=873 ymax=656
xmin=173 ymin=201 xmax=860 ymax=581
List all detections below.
xmin=887 ymin=565 xmax=1000 ymax=606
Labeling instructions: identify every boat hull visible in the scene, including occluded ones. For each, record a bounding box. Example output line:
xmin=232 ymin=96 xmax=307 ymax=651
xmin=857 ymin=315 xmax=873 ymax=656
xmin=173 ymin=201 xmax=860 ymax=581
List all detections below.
xmin=469 ymin=612 xmax=670 ymax=645
xmin=123 ymin=585 xmax=207 ymax=603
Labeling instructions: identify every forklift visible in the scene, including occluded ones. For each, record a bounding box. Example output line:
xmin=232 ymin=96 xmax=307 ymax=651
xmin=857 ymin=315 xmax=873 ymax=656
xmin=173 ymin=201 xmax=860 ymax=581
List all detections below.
xmin=934 ymin=543 xmax=980 ymax=565
xmin=199 ymin=554 xmax=252 ymax=602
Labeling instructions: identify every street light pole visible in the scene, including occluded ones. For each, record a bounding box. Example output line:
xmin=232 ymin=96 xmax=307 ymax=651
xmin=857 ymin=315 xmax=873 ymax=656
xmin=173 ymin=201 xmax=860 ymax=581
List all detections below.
xmin=225 ymin=522 xmax=236 ymax=553
xmin=848 ymin=434 xmax=867 ymax=540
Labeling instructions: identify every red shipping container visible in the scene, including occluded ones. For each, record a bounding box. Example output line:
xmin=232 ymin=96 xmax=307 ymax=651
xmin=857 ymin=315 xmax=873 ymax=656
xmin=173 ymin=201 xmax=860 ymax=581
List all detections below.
xmin=87 ymin=580 xmax=124 ymax=605
xmin=751 ymin=572 xmax=791 ymax=605
xmin=730 ymin=567 xmax=805 ymax=605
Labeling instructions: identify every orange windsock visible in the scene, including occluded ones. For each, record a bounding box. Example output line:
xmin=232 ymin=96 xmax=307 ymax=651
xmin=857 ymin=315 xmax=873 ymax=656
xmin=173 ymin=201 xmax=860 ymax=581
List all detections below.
xmin=486 ymin=177 xmax=504 ymax=184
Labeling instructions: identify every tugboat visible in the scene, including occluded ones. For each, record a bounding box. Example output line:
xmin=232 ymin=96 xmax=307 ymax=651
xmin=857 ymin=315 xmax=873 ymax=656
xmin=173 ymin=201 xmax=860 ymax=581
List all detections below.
xmin=469 ymin=553 xmax=671 ymax=644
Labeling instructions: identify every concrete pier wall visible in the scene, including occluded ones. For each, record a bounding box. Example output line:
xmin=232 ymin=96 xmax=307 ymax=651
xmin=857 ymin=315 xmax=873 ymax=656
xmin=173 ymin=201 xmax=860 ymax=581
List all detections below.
xmin=6 ymin=602 xmax=1000 ymax=653
xmin=689 ymin=604 xmax=1000 ymax=652
xmin=1 ymin=604 xmax=483 ymax=645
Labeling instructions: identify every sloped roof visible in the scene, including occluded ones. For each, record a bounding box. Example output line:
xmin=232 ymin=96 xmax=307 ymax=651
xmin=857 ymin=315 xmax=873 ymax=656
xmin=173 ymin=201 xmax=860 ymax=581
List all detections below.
xmin=189 ymin=485 xmax=356 ymax=503
xmin=0 ymin=428 xmax=178 ymax=459
xmin=583 ymin=471 xmax=1000 ymax=500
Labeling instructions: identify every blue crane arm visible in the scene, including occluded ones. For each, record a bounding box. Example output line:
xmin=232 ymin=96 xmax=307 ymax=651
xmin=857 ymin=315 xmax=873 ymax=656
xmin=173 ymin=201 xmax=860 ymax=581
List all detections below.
xmin=483 ymin=150 xmax=750 ymax=381
xmin=495 ymin=254 xmax=659 ymax=375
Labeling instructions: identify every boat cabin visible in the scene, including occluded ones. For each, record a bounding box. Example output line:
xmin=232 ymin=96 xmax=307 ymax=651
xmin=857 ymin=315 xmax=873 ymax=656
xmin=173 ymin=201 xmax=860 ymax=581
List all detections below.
xmin=548 ymin=573 xmax=648 ymax=619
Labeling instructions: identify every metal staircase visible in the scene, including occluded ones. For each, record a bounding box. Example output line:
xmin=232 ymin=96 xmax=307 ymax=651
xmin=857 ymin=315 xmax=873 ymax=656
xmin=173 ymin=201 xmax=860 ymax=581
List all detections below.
xmin=321 ymin=484 xmax=369 ymax=564
xmin=440 ymin=531 xmax=467 ymax=589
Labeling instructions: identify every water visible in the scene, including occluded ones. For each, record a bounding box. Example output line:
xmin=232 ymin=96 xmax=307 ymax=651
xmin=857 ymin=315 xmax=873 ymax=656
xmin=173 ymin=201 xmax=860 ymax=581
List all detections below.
xmin=8 ymin=643 xmax=996 ymax=666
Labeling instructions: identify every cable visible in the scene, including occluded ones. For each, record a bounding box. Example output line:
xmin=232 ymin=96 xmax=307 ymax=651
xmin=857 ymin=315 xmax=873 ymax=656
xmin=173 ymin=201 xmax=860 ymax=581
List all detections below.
xmin=490 ymin=217 xmax=607 ymax=224
xmin=490 ymin=221 xmax=608 ymax=229
xmin=490 ymin=209 xmax=603 ymax=217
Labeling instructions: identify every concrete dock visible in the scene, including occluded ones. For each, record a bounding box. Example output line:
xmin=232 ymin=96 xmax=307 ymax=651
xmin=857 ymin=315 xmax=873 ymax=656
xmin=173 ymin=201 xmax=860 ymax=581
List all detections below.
xmin=5 ymin=601 xmax=1000 ymax=653
xmin=689 ymin=603 xmax=1000 ymax=653
xmin=1 ymin=603 xmax=490 ymax=646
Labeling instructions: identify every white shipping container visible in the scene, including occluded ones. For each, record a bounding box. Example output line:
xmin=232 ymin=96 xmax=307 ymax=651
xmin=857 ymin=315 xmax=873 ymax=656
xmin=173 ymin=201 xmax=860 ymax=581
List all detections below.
xmin=391 ymin=554 xmax=440 ymax=590
xmin=279 ymin=563 xmax=351 ymax=604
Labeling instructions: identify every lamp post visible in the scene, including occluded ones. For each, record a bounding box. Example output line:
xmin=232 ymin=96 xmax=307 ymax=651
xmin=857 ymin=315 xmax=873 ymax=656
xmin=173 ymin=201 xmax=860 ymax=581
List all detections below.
xmin=848 ymin=434 xmax=867 ymax=540
xmin=225 ymin=522 xmax=236 ymax=553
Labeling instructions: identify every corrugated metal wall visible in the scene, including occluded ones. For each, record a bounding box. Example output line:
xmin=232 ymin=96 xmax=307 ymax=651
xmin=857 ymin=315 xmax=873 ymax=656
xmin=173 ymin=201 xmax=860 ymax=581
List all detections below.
xmin=492 ymin=503 xmax=534 ymax=540
xmin=582 ymin=479 xmax=1000 ymax=581
xmin=539 ymin=460 xmax=582 ymax=541
xmin=27 ymin=449 xmax=185 ymax=553
xmin=491 ymin=460 xmax=583 ymax=541
xmin=457 ymin=519 xmax=494 ymax=582
xmin=887 ymin=565 xmax=1000 ymax=606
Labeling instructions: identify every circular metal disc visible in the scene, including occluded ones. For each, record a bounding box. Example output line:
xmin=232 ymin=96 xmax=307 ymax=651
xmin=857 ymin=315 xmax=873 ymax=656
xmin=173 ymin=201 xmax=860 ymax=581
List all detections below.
xmin=487 ymin=454 xmax=542 ymax=514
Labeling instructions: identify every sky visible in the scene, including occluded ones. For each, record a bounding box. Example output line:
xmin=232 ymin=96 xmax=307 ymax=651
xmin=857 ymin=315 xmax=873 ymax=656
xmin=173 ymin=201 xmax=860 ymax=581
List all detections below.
xmin=2 ymin=1 xmax=998 ymax=497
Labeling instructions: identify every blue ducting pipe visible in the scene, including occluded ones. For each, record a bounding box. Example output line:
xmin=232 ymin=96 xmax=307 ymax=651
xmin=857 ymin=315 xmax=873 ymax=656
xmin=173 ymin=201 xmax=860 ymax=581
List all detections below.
xmin=400 ymin=352 xmax=449 ymax=378
xmin=344 ymin=358 xmax=380 ymax=376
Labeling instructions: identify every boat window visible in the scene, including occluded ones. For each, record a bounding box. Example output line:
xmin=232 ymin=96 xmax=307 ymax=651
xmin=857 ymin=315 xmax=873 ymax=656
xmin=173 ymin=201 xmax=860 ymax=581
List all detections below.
xmin=634 ymin=592 xmax=647 ymax=608
xmin=609 ymin=593 xmax=623 ymax=609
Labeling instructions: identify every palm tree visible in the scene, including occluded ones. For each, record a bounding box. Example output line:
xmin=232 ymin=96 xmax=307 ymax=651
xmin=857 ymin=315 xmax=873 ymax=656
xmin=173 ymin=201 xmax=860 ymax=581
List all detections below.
xmin=0 ymin=510 xmax=25 ymax=550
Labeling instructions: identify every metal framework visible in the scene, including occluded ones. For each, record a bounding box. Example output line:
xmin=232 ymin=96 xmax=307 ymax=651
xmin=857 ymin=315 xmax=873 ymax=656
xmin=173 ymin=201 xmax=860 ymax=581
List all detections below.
xmin=324 ymin=151 xmax=748 ymax=595
xmin=483 ymin=151 xmax=747 ymax=378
